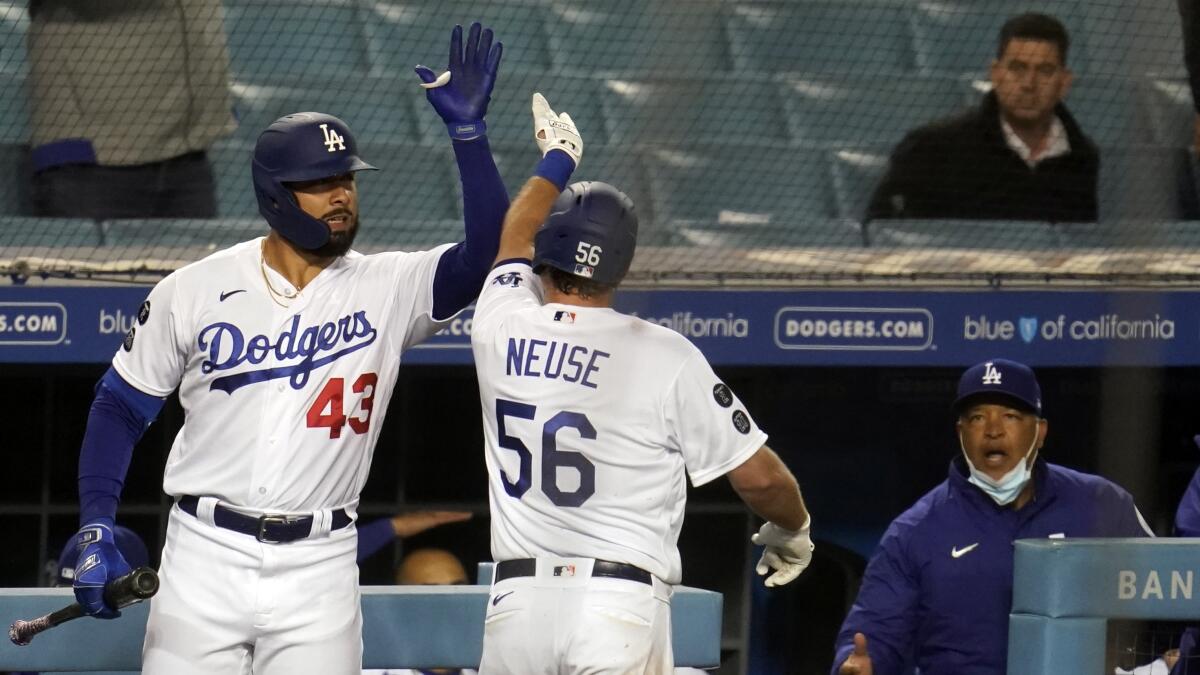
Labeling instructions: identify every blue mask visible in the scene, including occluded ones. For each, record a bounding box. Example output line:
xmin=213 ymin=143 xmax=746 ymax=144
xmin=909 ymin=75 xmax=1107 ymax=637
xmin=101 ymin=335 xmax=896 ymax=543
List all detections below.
xmin=961 ymin=433 xmax=1040 ymax=506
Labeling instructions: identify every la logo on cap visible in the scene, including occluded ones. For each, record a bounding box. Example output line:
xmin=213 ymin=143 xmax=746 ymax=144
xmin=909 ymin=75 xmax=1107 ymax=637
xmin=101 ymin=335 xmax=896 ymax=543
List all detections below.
xmin=981 ymin=361 xmax=1002 ymax=385
xmin=320 ymin=123 xmax=345 ymax=153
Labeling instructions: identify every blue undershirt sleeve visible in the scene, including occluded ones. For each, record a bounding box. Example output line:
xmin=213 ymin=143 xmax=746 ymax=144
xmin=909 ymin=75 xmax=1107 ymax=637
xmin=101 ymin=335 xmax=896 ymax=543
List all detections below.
xmin=431 ymin=136 xmax=509 ymax=321
xmin=355 ymin=517 xmax=399 ymax=564
xmin=78 ymin=368 xmax=166 ymax=526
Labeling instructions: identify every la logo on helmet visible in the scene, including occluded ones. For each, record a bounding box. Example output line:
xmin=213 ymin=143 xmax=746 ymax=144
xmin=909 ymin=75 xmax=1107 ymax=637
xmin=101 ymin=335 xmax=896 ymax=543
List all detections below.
xmin=320 ymin=123 xmax=346 ymax=153
xmin=981 ymin=362 xmax=1002 ymax=385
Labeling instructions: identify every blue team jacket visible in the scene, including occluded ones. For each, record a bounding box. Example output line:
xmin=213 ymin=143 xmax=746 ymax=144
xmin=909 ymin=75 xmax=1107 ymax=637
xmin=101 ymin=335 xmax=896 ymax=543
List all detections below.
xmin=831 ymin=458 xmax=1151 ymax=675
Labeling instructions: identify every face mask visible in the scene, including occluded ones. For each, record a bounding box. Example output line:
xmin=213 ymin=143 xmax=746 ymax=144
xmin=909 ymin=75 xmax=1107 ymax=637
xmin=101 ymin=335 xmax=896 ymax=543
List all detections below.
xmin=960 ymin=428 xmax=1040 ymax=506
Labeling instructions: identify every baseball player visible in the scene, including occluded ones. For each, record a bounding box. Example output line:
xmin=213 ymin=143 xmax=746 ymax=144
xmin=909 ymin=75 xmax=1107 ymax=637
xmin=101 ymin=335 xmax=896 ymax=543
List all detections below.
xmin=68 ymin=23 xmax=508 ymax=675
xmin=468 ymin=94 xmax=815 ymax=674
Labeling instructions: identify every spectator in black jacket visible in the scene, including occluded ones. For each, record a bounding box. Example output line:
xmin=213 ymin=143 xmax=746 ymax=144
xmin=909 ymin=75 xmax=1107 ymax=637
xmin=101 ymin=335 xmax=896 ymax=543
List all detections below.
xmin=867 ymin=13 xmax=1098 ymax=223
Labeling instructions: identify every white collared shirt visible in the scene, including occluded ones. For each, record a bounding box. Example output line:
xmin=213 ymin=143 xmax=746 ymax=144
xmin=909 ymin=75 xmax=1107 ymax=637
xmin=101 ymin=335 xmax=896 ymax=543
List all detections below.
xmin=1001 ymin=115 xmax=1071 ymax=168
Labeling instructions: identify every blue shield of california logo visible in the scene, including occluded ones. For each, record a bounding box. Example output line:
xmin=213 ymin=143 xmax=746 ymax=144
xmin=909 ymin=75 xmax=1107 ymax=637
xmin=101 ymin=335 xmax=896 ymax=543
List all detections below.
xmin=1018 ymin=317 xmax=1038 ymax=344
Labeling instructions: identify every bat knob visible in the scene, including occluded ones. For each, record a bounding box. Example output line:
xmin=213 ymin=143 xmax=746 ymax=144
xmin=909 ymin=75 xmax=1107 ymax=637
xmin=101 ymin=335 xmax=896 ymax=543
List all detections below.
xmin=10 ymin=620 xmax=32 ymax=646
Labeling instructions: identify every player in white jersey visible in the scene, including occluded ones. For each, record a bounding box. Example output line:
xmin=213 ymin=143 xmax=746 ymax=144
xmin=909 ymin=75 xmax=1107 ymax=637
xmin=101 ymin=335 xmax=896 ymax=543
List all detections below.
xmin=67 ymin=24 xmax=508 ymax=675
xmin=469 ymin=94 xmax=816 ymax=674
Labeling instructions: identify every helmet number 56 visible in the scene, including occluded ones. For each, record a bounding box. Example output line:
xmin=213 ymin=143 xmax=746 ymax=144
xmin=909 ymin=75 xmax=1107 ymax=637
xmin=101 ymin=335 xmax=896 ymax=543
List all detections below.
xmin=575 ymin=242 xmax=602 ymax=266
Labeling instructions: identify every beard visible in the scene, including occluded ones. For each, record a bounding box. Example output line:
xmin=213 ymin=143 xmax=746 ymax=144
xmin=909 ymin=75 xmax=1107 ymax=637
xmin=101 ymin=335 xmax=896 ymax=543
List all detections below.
xmin=309 ymin=217 xmax=360 ymax=258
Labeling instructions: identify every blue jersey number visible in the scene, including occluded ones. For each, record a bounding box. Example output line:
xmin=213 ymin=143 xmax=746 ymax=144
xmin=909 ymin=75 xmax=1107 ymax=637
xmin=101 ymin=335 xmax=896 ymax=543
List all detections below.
xmin=495 ymin=398 xmax=597 ymax=507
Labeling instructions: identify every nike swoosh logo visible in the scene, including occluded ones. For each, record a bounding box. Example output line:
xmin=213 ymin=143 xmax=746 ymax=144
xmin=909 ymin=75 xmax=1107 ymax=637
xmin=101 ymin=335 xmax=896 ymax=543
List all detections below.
xmin=951 ymin=543 xmax=980 ymax=558
xmin=491 ymin=591 xmax=514 ymax=607
xmin=219 ymin=289 xmax=246 ymax=302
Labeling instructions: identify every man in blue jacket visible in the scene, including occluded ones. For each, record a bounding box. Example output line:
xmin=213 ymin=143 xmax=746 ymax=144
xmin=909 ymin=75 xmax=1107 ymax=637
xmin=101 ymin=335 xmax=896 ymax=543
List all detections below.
xmin=833 ymin=358 xmax=1152 ymax=675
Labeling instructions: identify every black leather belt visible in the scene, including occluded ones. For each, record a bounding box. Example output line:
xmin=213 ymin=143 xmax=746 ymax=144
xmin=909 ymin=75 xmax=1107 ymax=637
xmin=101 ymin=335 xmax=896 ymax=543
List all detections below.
xmin=177 ymin=495 xmax=352 ymax=544
xmin=495 ymin=558 xmax=652 ymax=585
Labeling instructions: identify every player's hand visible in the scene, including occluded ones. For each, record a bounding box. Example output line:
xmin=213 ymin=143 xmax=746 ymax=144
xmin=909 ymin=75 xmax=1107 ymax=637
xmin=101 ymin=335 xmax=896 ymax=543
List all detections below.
xmin=751 ymin=517 xmax=813 ymax=587
xmin=838 ymin=633 xmax=874 ymax=675
xmin=532 ymin=93 xmax=582 ymax=167
xmin=72 ymin=522 xmax=132 ymax=619
xmin=390 ymin=510 xmax=473 ymax=538
xmin=414 ymin=22 xmax=503 ymax=140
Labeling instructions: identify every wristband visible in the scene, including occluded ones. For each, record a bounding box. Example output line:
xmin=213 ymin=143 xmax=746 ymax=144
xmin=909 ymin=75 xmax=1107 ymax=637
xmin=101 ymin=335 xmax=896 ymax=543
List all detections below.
xmin=448 ymin=120 xmax=486 ymax=141
xmin=535 ymin=149 xmax=576 ymax=191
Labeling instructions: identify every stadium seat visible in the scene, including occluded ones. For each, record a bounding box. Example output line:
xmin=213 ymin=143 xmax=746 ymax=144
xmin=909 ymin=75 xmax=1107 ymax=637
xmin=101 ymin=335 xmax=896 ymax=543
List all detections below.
xmin=209 ymin=140 xmax=256 ymax=218
xmin=910 ymin=0 xmax=1088 ymax=76
xmin=0 ymin=142 xmax=28 ymax=215
xmin=1097 ymin=145 xmax=1195 ymax=222
xmin=0 ymin=4 xmax=28 ymax=77
xmin=780 ymin=74 xmax=970 ymax=147
xmin=0 ymin=73 xmax=29 ymax=144
xmin=545 ymin=0 xmax=731 ymax=75
xmin=865 ymin=219 xmax=1061 ymax=249
xmin=355 ymin=142 xmax=462 ymax=222
xmin=1082 ymin=4 xmax=1186 ymax=78
xmin=1143 ymin=78 xmax=1194 ymax=146
xmin=1066 ymin=76 xmax=1153 ymax=147
xmin=829 ymin=147 xmax=889 ymax=221
xmin=362 ymin=0 xmax=552 ymax=75
xmin=666 ymin=217 xmax=864 ymax=249
xmin=222 ymin=0 xmax=371 ymax=80
xmin=411 ymin=70 xmax=603 ymax=147
xmin=229 ymin=76 xmax=419 ymax=145
xmin=102 ymin=218 xmax=262 ymax=250
xmin=644 ymin=145 xmax=837 ymax=245
xmin=600 ymin=76 xmax=785 ymax=146
xmin=2 ymin=217 xmax=101 ymax=248
xmin=1058 ymin=221 xmax=1200 ymax=248
xmin=726 ymin=1 xmax=914 ymax=75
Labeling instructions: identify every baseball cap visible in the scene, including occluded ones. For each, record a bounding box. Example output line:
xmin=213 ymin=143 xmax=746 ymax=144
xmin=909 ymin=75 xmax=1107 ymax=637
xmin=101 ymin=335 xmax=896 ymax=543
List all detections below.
xmin=54 ymin=525 xmax=150 ymax=586
xmin=952 ymin=358 xmax=1042 ymax=416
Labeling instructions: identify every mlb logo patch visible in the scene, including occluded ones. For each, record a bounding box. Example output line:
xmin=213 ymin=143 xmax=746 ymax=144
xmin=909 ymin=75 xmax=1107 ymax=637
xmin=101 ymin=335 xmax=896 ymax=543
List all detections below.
xmin=573 ymin=263 xmax=594 ymax=278
xmin=553 ymin=310 xmax=576 ymax=324
xmin=553 ymin=564 xmax=576 ymax=577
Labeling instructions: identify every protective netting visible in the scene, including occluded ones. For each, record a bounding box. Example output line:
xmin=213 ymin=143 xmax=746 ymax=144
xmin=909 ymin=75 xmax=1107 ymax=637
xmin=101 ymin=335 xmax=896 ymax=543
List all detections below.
xmin=1 ymin=0 xmax=1199 ymax=285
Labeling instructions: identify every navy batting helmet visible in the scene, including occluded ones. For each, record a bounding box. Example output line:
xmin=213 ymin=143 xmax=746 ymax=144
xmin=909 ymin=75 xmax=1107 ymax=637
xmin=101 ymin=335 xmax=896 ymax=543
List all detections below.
xmin=533 ymin=181 xmax=638 ymax=286
xmin=251 ymin=112 xmax=377 ymax=250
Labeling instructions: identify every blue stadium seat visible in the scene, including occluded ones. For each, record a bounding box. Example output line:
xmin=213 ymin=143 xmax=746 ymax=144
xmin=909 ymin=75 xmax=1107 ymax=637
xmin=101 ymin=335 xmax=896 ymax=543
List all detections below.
xmin=411 ymin=70 xmax=603 ymax=147
xmin=229 ymin=76 xmax=419 ymax=145
xmin=910 ymin=0 xmax=1088 ymax=75
xmin=829 ymin=147 xmax=889 ymax=221
xmin=3 ymin=217 xmax=100 ymax=248
xmin=1058 ymin=221 xmax=1200 ymax=248
xmin=1143 ymin=78 xmax=1194 ymax=146
xmin=726 ymin=1 xmax=914 ymax=75
xmin=781 ymin=74 xmax=970 ymax=147
xmin=355 ymin=142 xmax=461 ymax=222
xmin=0 ymin=73 xmax=29 ymax=144
xmin=1066 ymin=77 xmax=1152 ymax=146
xmin=1082 ymin=4 xmax=1186 ymax=78
xmin=667 ymin=218 xmax=864 ymax=248
xmin=0 ymin=142 xmax=28 ymax=215
xmin=102 ymin=218 xmax=262 ymax=249
xmin=644 ymin=145 xmax=835 ymax=238
xmin=865 ymin=219 xmax=1061 ymax=248
xmin=0 ymin=4 xmax=28 ymax=77
xmin=362 ymin=0 xmax=551 ymax=75
xmin=222 ymin=0 xmax=371 ymax=80
xmin=600 ymin=76 xmax=785 ymax=146
xmin=1097 ymin=145 xmax=1194 ymax=222
xmin=546 ymin=0 xmax=731 ymax=75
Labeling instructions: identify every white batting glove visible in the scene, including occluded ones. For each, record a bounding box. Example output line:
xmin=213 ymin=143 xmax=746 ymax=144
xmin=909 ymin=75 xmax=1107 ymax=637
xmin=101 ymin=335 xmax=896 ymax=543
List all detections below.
xmin=532 ymin=92 xmax=582 ymax=167
xmin=752 ymin=517 xmax=814 ymax=587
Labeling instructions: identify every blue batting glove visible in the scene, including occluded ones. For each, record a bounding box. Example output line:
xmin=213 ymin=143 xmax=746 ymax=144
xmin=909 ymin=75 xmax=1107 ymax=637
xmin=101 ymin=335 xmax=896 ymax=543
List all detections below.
xmin=72 ymin=522 xmax=131 ymax=619
xmin=414 ymin=22 xmax=503 ymax=140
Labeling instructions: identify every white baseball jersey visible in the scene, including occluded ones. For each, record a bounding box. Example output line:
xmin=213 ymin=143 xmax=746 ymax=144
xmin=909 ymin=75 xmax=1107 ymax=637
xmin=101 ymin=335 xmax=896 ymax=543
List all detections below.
xmin=471 ymin=261 xmax=767 ymax=584
xmin=113 ymin=237 xmax=453 ymax=512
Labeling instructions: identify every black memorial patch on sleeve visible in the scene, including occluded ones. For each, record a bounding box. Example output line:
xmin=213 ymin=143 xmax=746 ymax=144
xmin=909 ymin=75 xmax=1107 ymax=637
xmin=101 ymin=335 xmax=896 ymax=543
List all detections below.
xmin=732 ymin=410 xmax=750 ymax=434
xmin=137 ymin=300 xmax=151 ymax=325
xmin=122 ymin=326 xmax=136 ymax=352
xmin=712 ymin=383 xmax=733 ymax=407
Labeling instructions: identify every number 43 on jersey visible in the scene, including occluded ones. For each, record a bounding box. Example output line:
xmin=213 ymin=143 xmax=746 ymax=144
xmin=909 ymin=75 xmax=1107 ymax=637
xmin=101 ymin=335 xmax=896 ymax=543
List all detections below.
xmin=306 ymin=373 xmax=378 ymax=438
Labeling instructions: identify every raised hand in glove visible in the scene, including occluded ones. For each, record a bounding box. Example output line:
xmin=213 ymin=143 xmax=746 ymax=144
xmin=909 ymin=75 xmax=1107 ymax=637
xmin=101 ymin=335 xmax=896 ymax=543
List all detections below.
xmin=752 ymin=517 xmax=814 ymax=587
xmin=72 ymin=522 xmax=132 ymax=618
xmin=414 ymin=22 xmax=503 ymax=140
xmin=532 ymin=92 xmax=582 ymax=166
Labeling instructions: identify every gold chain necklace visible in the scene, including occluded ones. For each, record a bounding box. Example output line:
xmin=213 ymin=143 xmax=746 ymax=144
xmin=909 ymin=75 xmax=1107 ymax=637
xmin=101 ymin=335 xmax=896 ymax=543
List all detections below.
xmin=259 ymin=241 xmax=298 ymax=308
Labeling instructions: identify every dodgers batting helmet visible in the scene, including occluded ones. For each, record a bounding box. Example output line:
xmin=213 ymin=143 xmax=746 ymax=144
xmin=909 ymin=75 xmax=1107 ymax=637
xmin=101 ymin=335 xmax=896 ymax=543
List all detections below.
xmin=251 ymin=112 xmax=377 ymax=250
xmin=533 ymin=181 xmax=638 ymax=285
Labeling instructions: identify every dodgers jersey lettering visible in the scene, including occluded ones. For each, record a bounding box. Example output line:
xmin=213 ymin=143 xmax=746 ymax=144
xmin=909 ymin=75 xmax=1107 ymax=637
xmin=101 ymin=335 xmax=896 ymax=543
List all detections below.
xmin=113 ymin=238 xmax=454 ymax=512
xmin=471 ymin=261 xmax=766 ymax=584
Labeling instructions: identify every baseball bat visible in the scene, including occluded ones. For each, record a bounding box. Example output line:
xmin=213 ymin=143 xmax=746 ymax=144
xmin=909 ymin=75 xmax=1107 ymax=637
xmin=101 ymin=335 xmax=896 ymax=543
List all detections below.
xmin=8 ymin=566 xmax=159 ymax=646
